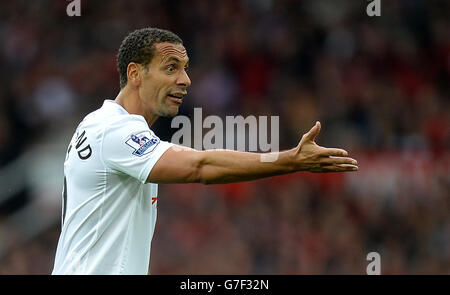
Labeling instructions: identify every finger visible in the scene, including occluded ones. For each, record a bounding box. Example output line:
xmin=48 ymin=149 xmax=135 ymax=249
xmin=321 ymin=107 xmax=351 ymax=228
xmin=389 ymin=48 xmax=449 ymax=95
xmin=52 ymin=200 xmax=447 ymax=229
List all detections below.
xmin=319 ymin=147 xmax=349 ymax=157
xmin=303 ymin=121 xmax=321 ymax=142
xmin=313 ymin=164 xmax=358 ymax=173
xmin=333 ymin=164 xmax=358 ymax=171
xmin=320 ymin=156 xmax=358 ymax=165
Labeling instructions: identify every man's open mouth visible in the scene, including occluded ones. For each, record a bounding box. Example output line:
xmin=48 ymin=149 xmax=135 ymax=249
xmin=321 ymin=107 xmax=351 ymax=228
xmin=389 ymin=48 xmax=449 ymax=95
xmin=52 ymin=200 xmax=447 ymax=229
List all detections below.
xmin=167 ymin=93 xmax=185 ymax=104
xmin=167 ymin=93 xmax=185 ymax=99
xmin=167 ymin=93 xmax=184 ymax=105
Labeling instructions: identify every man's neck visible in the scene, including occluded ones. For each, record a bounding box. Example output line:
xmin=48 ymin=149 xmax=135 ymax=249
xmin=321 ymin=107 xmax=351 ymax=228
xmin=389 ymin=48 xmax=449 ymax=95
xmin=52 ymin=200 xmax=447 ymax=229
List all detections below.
xmin=114 ymin=87 xmax=159 ymax=127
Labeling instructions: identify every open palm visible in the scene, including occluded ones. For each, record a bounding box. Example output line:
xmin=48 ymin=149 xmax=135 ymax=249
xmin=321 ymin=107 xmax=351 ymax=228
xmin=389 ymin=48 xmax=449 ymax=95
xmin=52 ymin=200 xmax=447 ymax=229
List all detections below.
xmin=294 ymin=122 xmax=358 ymax=173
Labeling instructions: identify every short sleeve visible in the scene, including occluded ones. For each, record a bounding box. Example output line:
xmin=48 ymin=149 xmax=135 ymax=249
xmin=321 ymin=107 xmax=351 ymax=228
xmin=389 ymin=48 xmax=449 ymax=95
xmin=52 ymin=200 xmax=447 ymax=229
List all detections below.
xmin=102 ymin=118 xmax=174 ymax=183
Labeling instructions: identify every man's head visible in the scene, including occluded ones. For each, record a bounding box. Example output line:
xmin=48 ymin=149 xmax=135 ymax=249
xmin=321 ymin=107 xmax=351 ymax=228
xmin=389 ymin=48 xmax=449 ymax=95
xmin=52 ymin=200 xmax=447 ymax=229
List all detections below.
xmin=117 ymin=27 xmax=191 ymax=118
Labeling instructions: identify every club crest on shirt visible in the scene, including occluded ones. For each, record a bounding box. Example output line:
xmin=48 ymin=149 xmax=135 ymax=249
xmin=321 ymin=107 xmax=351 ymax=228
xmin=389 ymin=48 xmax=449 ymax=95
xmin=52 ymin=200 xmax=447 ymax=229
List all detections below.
xmin=126 ymin=131 xmax=160 ymax=156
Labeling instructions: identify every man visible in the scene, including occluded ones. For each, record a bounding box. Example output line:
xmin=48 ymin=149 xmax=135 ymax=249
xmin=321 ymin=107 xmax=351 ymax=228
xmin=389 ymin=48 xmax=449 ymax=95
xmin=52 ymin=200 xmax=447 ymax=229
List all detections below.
xmin=52 ymin=27 xmax=358 ymax=275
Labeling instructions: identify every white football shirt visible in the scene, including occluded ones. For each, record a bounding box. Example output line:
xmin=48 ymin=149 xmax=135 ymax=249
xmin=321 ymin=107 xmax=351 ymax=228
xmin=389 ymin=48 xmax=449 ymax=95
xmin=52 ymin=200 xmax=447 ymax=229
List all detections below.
xmin=52 ymin=100 xmax=174 ymax=275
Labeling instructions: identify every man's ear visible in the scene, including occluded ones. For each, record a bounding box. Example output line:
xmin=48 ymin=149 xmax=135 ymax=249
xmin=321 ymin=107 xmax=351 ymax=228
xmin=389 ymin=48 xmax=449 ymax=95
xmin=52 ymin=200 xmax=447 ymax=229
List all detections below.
xmin=127 ymin=62 xmax=141 ymax=87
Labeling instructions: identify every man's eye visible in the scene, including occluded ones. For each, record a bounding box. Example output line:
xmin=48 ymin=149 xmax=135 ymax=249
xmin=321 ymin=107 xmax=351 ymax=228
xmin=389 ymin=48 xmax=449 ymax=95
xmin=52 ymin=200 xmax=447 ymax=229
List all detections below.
xmin=167 ymin=65 xmax=175 ymax=72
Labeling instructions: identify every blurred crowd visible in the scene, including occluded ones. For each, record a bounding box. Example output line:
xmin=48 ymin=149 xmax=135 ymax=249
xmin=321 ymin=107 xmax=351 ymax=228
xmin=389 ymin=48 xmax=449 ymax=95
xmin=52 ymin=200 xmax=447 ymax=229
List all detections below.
xmin=0 ymin=0 xmax=448 ymax=274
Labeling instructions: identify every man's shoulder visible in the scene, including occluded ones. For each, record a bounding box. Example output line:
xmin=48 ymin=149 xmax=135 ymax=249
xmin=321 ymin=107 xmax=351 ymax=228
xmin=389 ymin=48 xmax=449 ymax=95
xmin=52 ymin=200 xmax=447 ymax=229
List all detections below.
xmin=81 ymin=101 xmax=147 ymax=131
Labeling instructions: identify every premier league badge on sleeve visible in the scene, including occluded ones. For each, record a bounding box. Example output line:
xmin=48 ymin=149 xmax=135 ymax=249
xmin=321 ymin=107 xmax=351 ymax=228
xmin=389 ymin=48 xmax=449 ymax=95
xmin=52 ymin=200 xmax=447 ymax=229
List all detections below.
xmin=126 ymin=131 xmax=160 ymax=156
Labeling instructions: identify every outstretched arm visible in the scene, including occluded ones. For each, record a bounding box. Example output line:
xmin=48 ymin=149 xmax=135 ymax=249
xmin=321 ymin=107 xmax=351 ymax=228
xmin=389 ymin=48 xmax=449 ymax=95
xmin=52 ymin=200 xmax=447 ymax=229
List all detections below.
xmin=147 ymin=122 xmax=358 ymax=184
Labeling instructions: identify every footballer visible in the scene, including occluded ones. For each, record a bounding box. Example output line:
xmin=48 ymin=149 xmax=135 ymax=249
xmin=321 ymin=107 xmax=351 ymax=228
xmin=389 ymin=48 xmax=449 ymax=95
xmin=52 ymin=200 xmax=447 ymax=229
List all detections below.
xmin=52 ymin=28 xmax=358 ymax=275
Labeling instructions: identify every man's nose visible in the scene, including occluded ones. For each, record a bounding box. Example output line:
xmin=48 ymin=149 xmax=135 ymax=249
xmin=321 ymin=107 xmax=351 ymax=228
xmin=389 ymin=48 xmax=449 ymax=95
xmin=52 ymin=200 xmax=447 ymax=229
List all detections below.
xmin=177 ymin=70 xmax=191 ymax=88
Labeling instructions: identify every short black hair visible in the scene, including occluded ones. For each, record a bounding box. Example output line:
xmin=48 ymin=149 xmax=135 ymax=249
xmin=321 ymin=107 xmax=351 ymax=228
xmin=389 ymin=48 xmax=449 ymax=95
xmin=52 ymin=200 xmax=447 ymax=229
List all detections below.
xmin=117 ymin=27 xmax=183 ymax=89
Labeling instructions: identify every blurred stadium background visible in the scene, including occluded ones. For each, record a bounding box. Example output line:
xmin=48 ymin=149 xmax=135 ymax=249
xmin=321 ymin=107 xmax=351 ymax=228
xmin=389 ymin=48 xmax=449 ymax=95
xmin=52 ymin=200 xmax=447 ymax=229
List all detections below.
xmin=0 ymin=0 xmax=448 ymax=274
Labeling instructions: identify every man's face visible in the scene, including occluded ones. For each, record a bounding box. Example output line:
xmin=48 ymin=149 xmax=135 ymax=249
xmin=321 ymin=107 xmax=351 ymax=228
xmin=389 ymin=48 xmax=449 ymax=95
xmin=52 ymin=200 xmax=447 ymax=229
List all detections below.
xmin=138 ymin=42 xmax=191 ymax=118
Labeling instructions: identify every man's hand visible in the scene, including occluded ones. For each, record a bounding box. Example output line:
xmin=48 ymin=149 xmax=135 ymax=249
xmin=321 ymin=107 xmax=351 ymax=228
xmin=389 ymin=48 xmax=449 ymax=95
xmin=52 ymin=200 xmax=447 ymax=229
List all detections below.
xmin=293 ymin=121 xmax=358 ymax=172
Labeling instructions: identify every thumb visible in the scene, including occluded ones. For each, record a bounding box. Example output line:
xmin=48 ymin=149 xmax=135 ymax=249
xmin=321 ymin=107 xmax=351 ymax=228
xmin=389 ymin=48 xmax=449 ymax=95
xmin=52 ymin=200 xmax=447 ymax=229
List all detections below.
xmin=304 ymin=121 xmax=321 ymax=142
